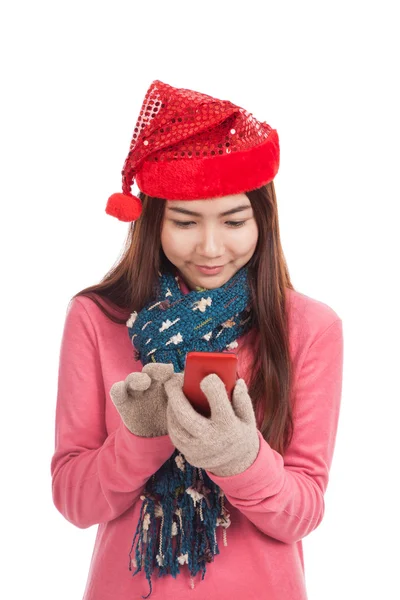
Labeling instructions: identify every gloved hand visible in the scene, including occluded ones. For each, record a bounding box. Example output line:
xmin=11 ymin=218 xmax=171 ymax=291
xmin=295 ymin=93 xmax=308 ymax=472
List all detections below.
xmin=110 ymin=363 xmax=175 ymax=438
xmin=164 ymin=373 xmax=260 ymax=477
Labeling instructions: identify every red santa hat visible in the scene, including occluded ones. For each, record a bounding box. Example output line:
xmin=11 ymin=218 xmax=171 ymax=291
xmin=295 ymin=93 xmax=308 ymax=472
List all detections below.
xmin=106 ymin=79 xmax=280 ymax=222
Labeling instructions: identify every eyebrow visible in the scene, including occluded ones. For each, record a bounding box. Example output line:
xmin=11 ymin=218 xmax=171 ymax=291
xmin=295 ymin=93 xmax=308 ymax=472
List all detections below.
xmin=166 ymin=204 xmax=252 ymax=217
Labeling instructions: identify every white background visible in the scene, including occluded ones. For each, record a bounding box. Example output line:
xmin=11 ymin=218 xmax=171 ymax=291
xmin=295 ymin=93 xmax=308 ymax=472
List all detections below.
xmin=1 ymin=1 xmax=399 ymax=598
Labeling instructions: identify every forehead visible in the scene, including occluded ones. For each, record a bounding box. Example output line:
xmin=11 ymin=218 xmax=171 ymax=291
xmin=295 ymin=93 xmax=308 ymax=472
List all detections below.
xmin=166 ymin=193 xmax=250 ymax=214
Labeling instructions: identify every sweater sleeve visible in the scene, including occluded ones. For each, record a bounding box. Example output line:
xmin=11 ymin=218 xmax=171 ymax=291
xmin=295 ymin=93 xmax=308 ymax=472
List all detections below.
xmin=206 ymin=318 xmax=344 ymax=544
xmin=50 ymin=298 xmax=176 ymax=529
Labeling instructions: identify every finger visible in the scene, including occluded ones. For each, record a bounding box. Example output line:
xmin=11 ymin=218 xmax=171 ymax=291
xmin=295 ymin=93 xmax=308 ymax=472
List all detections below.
xmin=164 ymin=372 xmax=184 ymax=389
xmin=232 ymin=379 xmax=256 ymax=425
xmin=200 ymin=373 xmax=235 ymax=425
xmin=142 ymin=362 xmax=175 ymax=383
xmin=125 ymin=372 xmax=151 ymax=392
xmin=165 ymin=374 xmax=208 ymax=436
xmin=109 ymin=381 xmax=129 ymax=408
xmin=166 ymin=402 xmax=195 ymax=445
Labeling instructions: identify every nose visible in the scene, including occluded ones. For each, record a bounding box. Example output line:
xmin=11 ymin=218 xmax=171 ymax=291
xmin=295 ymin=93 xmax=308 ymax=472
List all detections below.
xmin=196 ymin=225 xmax=224 ymax=258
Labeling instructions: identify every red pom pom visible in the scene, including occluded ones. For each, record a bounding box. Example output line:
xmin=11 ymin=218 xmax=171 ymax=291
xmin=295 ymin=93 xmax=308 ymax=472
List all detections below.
xmin=105 ymin=193 xmax=142 ymax=222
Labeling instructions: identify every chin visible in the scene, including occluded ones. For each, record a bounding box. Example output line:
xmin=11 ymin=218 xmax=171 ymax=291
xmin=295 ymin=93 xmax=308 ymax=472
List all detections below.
xmin=195 ymin=274 xmax=230 ymax=289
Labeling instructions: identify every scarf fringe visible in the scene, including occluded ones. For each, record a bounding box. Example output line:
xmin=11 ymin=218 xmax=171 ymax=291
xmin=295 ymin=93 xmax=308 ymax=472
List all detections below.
xmin=128 ymin=449 xmax=231 ymax=598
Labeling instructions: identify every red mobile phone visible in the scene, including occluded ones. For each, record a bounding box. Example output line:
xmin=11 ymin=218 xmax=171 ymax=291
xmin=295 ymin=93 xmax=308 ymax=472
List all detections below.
xmin=183 ymin=351 xmax=238 ymax=418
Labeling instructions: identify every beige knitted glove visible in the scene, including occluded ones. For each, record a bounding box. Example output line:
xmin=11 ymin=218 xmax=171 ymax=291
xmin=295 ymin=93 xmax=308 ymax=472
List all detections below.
xmin=164 ymin=373 xmax=260 ymax=477
xmin=110 ymin=363 xmax=175 ymax=438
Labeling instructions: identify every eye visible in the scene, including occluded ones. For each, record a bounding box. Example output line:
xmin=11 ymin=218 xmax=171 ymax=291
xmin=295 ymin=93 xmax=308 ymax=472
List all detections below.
xmin=226 ymin=221 xmax=246 ymax=228
xmin=172 ymin=220 xmax=195 ymax=228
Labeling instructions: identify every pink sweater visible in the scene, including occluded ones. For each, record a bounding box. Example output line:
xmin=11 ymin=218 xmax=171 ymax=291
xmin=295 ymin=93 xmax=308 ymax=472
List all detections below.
xmin=50 ymin=287 xmax=343 ymax=600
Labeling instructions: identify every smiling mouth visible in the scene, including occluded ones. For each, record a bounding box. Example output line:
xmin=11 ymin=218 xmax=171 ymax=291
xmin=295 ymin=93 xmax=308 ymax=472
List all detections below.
xmin=194 ymin=264 xmax=225 ymax=275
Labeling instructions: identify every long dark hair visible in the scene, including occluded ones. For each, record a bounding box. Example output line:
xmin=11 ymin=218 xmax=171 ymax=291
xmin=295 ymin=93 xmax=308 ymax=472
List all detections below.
xmin=72 ymin=182 xmax=295 ymax=455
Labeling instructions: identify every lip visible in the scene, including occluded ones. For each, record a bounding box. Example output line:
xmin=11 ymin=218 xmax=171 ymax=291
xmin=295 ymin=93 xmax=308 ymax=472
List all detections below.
xmin=194 ymin=264 xmax=224 ymax=275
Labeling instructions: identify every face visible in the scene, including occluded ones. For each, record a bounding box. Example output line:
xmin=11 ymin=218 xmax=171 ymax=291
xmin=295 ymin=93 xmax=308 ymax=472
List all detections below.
xmin=160 ymin=193 xmax=258 ymax=290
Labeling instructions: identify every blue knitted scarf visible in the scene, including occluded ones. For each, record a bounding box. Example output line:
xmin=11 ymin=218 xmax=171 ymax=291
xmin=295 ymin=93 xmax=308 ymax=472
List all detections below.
xmin=126 ymin=266 xmax=252 ymax=597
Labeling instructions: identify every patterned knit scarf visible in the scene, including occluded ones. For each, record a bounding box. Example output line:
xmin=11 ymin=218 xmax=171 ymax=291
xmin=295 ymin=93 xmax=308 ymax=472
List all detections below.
xmin=126 ymin=266 xmax=253 ymax=598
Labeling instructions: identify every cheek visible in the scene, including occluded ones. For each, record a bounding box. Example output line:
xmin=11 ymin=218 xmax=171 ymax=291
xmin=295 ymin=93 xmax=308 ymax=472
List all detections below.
xmin=161 ymin=224 xmax=189 ymax=259
xmin=160 ymin=226 xmax=173 ymax=256
xmin=232 ymin=223 xmax=258 ymax=255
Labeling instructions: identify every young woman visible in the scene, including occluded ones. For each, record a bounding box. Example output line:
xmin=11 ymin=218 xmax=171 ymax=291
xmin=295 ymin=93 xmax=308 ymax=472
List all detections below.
xmin=50 ymin=80 xmax=344 ymax=600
